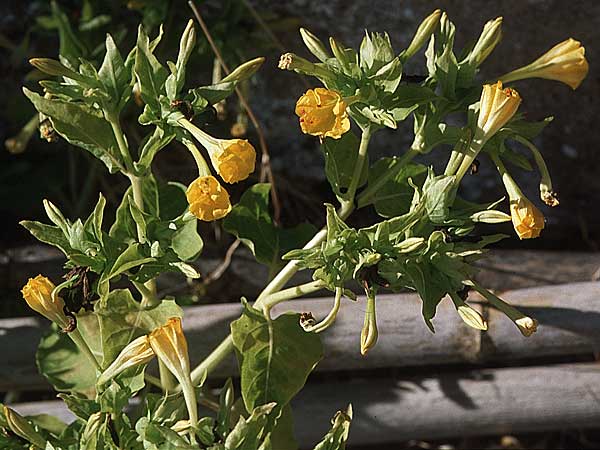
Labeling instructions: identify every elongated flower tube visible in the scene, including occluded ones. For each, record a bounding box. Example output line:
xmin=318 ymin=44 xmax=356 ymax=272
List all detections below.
xmin=149 ymin=318 xmax=198 ymax=439
xmin=179 ymin=118 xmax=255 ymax=183
xmin=295 ymin=88 xmax=350 ymax=139
xmin=98 ymin=336 xmax=155 ymax=386
xmin=500 ymin=38 xmax=588 ymax=89
xmin=401 ymin=9 xmax=442 ymax=61
xmin=21 ymin=275 xmax=70 ymax=330
xmin=3 ymin=406 xmax=47 ymax=449
xmin=476 ymin=81 xmax=521 ymax=142
xmin=471 ymin=282 xmax=538 ymax=337
xmin=466 ymin=17 xmax=503 ymax=67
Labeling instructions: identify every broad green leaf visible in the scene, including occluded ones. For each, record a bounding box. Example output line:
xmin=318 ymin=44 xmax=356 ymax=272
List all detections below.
xmin=134 ymin=127 xmax=176 ymax=174
xmin=321 ymin=132 xmax=367 ymax=198
xmin=270 ymin=405 xmax=298 ymax=450
xmin=36 ymin=317 xmax=101 ymax=396
xmin=57 ymin=394 xmax=100 ymax=420
xmin=98 ymin=34 xmax=129 ymax=110
xmin=20 ymin=220 xmax=73 ymax=256
xmin=134 ymin=25 xmax=168 ymax=114
xmin=231 ymin=302 xmax=323 ymax=412
xmin=422 ymin=171 xmax=456 ymax=223
xmin=369 ymin=159 xmax=427 ymax=217
xmin=223 ymin=184 xmax=316 ymax=267
xmin=23 ymin=89 xmax=123 ymax=173
xmin=105 ymin=243 xmax=155 ymax=281
xmin=224 ymin=403 xmax=277 ymax=450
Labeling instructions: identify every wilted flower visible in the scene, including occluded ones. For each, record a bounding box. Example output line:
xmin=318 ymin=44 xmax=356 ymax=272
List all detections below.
xmin=21 ymin=275 xmax=70 ymax=329
xmin=295 ymin=88 xmax=350 ymax=139
xmin=476 ymin=81 xmax=521 ymax=142
xmin=148 ymin=318 xmax=191 ymax=386
xmin=510 ymin=197 xmax=545 ymax=240
xmin=515 ymin=316 xmax=539 ymax=337
xmin=186 ymin=175 xmax=232 ymax=221
xmin=500 ymin=38 xmax=588 ymax=89
xmin=98 ymin=335 xmax=155 ymax=385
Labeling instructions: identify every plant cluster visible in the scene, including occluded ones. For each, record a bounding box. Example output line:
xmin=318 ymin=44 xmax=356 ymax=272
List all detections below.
xmin=2 ymin=7 xmax=588 ymax=449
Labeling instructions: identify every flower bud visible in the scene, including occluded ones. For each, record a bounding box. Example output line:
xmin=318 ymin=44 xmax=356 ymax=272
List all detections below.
xmin=221 ymin=57 xmax=265 ymax=84
xmin=470 ymin=210 xmax=511 ymax=223
xmin=457 ymin=305 xmax=488 ymax=331
xmin=467 ymin=17 xmax=502 ymax=67
xmin=510 ymin=197 xmax=545 ymax=240
xmin=2 ymin=406 xmax=47 ymax=449
xmin=500 ymin=38 xmax=588 ymax=89
xmin=29 ymin=58 xmax=84 ymax=82
xmin=402 ymin=9 xmax=442 ymax=61
xmin=295 ymin=88 xmax=350 ymax=139
xmin=21 ymin=275 xmax=70 ymax=329
xmin=476 ymin=81 xmax=521 ymax=142
xmin=186 ymin=176 xmax=232 ymax=221
xmin=98 ymin=336 xmax=155 ymax=385
xmin=300 ymin=28 xmax=331 ymax=63
xmin=360 ymin=293 xmax=378 ymax=356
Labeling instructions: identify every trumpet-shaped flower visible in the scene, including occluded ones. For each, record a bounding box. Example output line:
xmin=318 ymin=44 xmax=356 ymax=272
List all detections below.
xmin=148 ymin=318 xmax=191 ymax=386
xmin=510 ymin=197 xmax=545 ymax=240
xmin=21 ymin=275 xmax=69 ymax=329
xmin=186 ymin=175 xmax=232 ymax=221
xmin=295 ymin=88 xmax=350 ymax=139
xmin=477 ymin=81 xmax=521 ymax=142
xmin=501 ymin=38 xmax=588 ymax=89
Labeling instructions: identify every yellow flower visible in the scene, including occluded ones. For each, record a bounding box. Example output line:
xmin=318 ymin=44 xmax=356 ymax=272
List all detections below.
xmin=186 ymin=175 xmax=232 ymax=221
xmin=477 ymin=81 xmax=521 ymax=142
xmin=501 ymin=38 xmax=588 ymax=89
xmin=98 ymin=335 xmax=155 ymax=385
xmin=21 ymin=275 xmax=69 ymax=329
xmin=510 ymin=197 xmax=545 ymax=239
xmin=148 ymin=318 xmax=190 ymax=385
xmin=212 ymin=139 xmax=256 ymax=183
xmin=295 ymin=88 xmax=350 ymax=139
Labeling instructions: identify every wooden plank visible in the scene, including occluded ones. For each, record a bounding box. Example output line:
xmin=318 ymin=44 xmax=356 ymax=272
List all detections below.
xmin=9 ymin=363 xmax=600 ymax=446
xmin=2 ymin=282 xmax=600 ymax=391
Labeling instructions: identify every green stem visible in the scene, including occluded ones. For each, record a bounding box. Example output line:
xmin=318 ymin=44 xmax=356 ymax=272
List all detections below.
xmin=255 ymin=280 xmax=325 ymax=310
xmin=344 ymin=126 xmax=372 ymax=207
xmin=107 ymin=112 xmax=134 ymax=173
xmin=68 ymin=329 xmax=102 ymax=371
xmin=489 ymin=151 xmax=523 ymax=200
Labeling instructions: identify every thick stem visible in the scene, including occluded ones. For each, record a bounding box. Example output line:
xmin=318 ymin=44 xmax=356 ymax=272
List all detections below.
xmin=344 ymin=126 xmax=372 ymax=207
xmin=107 ymin=112 xmax=134 ymax=173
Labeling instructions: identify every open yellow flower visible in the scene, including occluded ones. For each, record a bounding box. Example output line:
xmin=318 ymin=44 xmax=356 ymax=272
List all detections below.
xmin=212 ymin=139 xmax=256 ymax=183
xmin=500 ymin=38 xmax=588 ymax=89
xmin=186 ymin=175 xmax=232 ymax=221
xmin=477 ymin=81 xmax=521 ymax=142
xmin=510 ymin=197 xmax=545 ymax=239
xmin=21 ymin=275 xmax=69 ymax=329
xmin=295 ymin=88 xmax=350 ymax=139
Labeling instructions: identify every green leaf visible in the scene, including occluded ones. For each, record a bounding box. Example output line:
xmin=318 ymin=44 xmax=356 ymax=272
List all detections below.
xmin=57 ymin=394 xmax=100 ymax=420
xmin=422 ymin=171 xmax=456 ymax=223
xmin=171 ymin=218 xmax=203 ymax=261
xmin=36 ymin=318 xmax=101 ymax=395
xmin=98 ymin=34 xmax=130 ymax=111
xmin=223 ymin=184 xmax=316 ymax=267
xmin=104 ymin=243 xmax=155 ymax=281
xmin=51 ymin=1 xmax=87 ymax=66
xmin=165 ymin=20 xmax=196 ymax=101
xmin=321 ymin=132 xmax=367 ymax=198
xmin=231 ymin=301 xmax=323 ymax=412
xmin=134 ymin=127 xmax=176 ymax=174
xmin=20 ymin=220 xmax=73 ymax=255
xmin=312 ymin=406 xmax=352 ymax=450
xmin=387 ymin=85 xmax=437 ymax=121
xmin=270 ymin=405 xmax=298 ymax=450
xmin=23 ymin=88 xmax=123 ymax=173
xmin=369 ymin=159 xmax=427 ymax=217
xmin=134 ymin=25 xmax=168 ymax=114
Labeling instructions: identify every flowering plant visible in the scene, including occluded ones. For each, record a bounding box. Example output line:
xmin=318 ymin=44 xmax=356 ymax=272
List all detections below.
xmin=2 ymin=8 xmax=587 ymax=449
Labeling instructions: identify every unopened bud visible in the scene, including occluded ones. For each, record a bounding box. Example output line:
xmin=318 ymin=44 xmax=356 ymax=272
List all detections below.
xmin=402 ymin=9 xmax=442 ymax=61
xmin=467 ymin=17 xmax=503 ymax=67
xmin=98 ymin=335 xmax=155 ymax=385
xmin=300 ymin=28 xmax=331 ymax=62
xmin=3 ymin=406 xmax=47 ymax=448
xmin=221 ymin=57 xmax=265 ymax=84
xmin=29 ymin=58 xmax=84 ymax=82
xmin=360 ymin=293 xmax=378 ymax=356
xmin=470 ymin=210 xmax=511 ymax=223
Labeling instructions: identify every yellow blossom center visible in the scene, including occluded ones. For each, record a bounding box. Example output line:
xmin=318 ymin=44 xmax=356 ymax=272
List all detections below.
xmin=295 ymin=88 xmax=350 ymax=139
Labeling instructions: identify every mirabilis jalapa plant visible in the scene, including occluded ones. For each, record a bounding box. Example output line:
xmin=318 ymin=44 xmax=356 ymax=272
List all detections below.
xmin=2 ymin=8 xmax=587 ymax=449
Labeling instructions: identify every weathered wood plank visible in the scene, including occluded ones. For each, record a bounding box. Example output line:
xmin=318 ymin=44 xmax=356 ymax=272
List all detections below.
xmin=2 ymin=282 xmax=599 ymax=391
xmin=9 ymin=363 xmax=600 ymax=447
